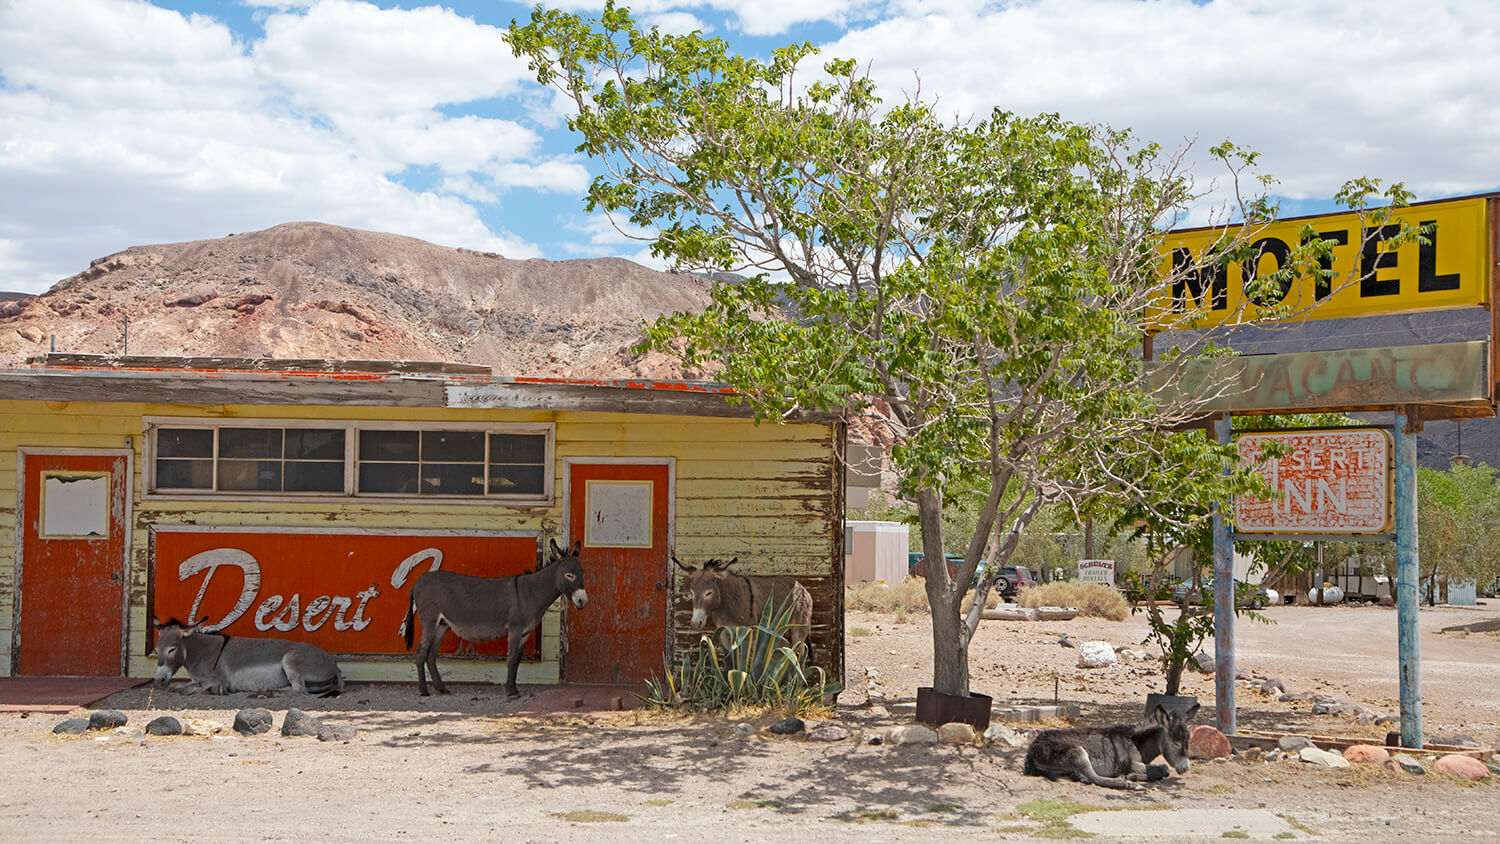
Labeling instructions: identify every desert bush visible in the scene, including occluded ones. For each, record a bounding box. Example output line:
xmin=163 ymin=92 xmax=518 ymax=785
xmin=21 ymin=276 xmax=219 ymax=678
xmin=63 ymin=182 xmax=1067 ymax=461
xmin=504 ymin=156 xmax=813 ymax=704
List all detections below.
xmin=845 ymin=578 xmax=929 ymax=613
xmin=1017 ymin=581 xmax=1129 ymax=621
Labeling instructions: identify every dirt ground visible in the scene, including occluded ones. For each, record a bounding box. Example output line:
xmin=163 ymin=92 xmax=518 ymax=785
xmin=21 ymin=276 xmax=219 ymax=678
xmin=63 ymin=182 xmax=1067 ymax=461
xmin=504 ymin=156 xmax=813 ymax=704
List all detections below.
xmin=1 ymin=603 xmax=1497 ymax=841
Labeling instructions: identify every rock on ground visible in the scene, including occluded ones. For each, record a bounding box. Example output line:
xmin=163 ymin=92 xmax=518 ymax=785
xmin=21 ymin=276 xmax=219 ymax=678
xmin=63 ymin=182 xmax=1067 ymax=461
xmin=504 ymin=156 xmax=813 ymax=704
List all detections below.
xmin=234 ymin=708 xmax=274 ymax=735
xmin=1435 ymin=754 xmax=1491 ymax=781
xmin=886 ymin=724 xmax=938 ymax=746
xmin=1278 ymin=735 xmax=1314 ymax=752
xmin=1077 ymin=641 xmax=1116 ymax=668
xmin=1387 ymin=754 xmax=1428 ymax=774
xmin=768 ymin=717 xmax=805 ymax=736
xmin=52 ymin=718 xmax=89 ymax=735
xmin=145 ymin=716 xmax=183 ymax=736
xmin=806 ymin=724 xmax=851 ymax=742
xmin=281 ymin=708 xmax=323 ymax=737
xmin=1188 ymin=725 xmax=1232 ymax=760
xmin=88 ymin=710 xmax=127 ymax=730
xmin=1342 ymin=745 xmax=1390 ymax=764
xmin=1299 ymin=747 xmax=1350 ymax=768
xmin=937 ymin=722 xmax=978 ymax=744
xmin=317 ymin=723 xmax=357 ymax=743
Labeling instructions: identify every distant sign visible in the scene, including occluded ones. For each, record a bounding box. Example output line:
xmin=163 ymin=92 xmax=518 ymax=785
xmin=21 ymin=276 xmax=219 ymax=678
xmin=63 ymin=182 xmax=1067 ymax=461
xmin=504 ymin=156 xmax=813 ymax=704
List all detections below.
xmin=1235 ymin=429 xmax=1392 ymax=534
xmin=1148 ymin=196 xmax=1489 ymax=330
xmin=1078 ymin=559 xmax=1115 ymax=587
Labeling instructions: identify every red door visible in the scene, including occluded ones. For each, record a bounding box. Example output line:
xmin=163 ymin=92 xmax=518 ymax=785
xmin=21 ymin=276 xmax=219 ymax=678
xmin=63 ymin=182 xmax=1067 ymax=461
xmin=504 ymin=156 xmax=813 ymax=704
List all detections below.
xmin=17 ymin=451 xmax=130 ymax=676
xmin=566 ymin=462 xmax=670 ymax=685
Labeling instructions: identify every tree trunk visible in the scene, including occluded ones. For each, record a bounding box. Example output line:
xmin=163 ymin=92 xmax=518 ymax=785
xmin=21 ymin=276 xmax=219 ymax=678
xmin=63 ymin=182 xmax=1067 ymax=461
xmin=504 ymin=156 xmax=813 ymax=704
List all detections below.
xmin=1164 ymin=659 xmax=1185 ymax=696
xmin=918 ymin=490 xmax=970 ymax=696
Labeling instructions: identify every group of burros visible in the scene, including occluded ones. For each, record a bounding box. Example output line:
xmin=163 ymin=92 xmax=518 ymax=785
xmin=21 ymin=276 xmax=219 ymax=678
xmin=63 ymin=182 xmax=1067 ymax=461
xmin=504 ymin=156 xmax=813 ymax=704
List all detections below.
xmin=152 ymin=542 xmax=813 ymax=701
xmin=154 ymin=540 xmax=1196 ymax=791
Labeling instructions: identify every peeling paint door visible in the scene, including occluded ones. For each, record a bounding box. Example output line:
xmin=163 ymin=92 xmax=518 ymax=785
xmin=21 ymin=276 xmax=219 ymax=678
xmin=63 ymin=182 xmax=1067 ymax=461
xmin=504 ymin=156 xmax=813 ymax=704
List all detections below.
xmin=16 ymin=451 xmax=130 ymax=676
xmin=566 ymin=462 xmax=670 ymax=685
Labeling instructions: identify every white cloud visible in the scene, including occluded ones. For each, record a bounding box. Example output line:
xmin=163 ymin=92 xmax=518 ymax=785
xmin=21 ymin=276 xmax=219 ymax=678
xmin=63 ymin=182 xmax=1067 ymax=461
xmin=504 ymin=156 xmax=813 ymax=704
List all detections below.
xmin=0 ymin=0 xmax=568 ymax=292
xmin=824 ymin=0 xmax=1500 ymax=202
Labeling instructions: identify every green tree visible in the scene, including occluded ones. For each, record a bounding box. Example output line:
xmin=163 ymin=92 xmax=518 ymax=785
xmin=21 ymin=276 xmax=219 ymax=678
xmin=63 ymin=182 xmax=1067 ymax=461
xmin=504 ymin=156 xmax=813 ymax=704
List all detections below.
xmin=1417 ymin=462 xmax=1500 ymax=602
xmin=508 ymin=5 xmax=1411 ymax=696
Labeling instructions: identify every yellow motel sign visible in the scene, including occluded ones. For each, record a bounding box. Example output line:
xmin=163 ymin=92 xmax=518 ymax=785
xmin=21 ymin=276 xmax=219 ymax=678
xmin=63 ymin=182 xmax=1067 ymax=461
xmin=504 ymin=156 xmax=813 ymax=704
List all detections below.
xmin=1149 ymin=196 xmax=1492 ymax=330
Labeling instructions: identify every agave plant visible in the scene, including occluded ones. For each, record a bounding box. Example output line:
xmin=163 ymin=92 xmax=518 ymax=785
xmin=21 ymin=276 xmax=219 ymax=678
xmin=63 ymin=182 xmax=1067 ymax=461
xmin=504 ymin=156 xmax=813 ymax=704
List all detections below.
xmin=644 ymin=597 xmax=838 ymax=715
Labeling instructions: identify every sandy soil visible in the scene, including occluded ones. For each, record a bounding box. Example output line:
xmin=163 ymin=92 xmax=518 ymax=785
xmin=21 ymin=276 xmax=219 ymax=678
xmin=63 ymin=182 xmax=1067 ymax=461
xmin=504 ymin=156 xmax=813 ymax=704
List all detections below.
xmin=1 ymin=604 xmax=1496 ymax=841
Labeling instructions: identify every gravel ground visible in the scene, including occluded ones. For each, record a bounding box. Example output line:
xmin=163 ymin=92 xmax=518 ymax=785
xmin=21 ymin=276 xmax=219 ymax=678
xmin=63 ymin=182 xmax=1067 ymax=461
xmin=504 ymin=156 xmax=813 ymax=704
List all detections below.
xmin=1 ymin=604 xmax=1496 ymax=841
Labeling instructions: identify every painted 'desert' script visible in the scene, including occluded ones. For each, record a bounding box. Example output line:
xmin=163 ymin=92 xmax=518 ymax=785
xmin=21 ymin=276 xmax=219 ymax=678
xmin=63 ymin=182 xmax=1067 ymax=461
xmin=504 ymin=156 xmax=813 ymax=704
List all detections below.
xmin=151 ymin=529 xmax=540 ymax=654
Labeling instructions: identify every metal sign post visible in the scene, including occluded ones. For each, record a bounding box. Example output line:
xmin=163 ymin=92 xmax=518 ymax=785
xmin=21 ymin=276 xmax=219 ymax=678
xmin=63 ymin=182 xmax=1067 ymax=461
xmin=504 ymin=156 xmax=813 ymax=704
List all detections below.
xmin=1212 ymin=414 xmax=1236 ymax=735
xmin=1393 ymin=408 xmax=1423 ymax=747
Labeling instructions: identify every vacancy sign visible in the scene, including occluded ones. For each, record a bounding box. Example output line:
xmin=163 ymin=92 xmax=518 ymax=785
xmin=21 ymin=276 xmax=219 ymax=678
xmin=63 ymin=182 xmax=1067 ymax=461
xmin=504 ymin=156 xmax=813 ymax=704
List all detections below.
xmin=1235 ymin=429 xmax=1393 ymax=534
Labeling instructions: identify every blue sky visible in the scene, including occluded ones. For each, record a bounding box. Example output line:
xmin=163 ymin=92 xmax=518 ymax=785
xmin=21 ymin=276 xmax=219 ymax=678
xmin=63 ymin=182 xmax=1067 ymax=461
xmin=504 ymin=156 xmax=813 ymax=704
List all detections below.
xmin=2 ymin=0 xmax=1498 ymax=294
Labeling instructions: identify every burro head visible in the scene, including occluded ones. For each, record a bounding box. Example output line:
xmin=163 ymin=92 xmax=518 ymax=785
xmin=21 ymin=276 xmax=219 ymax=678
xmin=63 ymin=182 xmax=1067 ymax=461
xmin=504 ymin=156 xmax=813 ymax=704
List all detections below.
xmin=673 ymin=555 xmax=736 ymax=629
xmin=1151 ymin=701 xmax=1200 ymax=774
xmin=549 ymin=539 xmax=587 ymax=609
xmin=150 ymin=617 xmax=202 ymax=688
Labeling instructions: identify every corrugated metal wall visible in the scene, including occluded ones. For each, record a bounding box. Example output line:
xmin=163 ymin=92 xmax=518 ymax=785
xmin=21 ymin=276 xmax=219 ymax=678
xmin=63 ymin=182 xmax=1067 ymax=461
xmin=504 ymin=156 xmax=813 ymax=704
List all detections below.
xmin=0 ymin=400 xmax=842 ymax=685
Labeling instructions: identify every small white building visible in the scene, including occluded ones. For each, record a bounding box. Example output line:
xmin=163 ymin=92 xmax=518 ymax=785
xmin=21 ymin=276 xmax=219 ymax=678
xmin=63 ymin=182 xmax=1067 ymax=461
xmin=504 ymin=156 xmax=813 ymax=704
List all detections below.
xmin=845 ymin=520 xmax=909 ymax=585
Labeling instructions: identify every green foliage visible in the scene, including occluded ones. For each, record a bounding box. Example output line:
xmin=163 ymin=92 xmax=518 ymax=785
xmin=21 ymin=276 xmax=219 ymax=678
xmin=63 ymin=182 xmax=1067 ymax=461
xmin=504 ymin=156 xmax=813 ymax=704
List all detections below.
xmin=643 ymin=598 xmax=837 ymax=715
xmin=1417 ymin=461 xmax=1500 ymax=597
xmin=509 ymin=4 xmax=1400 ymax=697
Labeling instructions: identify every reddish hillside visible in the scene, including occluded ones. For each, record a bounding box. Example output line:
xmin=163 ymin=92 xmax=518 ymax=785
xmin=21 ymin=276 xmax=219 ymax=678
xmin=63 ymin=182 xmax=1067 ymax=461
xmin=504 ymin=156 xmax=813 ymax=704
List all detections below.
xmin=0 ymin=222 xmax=716 ymax=378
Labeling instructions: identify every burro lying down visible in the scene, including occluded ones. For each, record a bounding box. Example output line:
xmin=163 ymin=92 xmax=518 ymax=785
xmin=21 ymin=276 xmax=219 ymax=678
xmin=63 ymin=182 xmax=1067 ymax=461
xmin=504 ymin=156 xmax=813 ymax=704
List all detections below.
xmin=152 ymin=617 xmax=345 ymax=696
xmin=1022 ymin=703 xmax=1198 ymax=790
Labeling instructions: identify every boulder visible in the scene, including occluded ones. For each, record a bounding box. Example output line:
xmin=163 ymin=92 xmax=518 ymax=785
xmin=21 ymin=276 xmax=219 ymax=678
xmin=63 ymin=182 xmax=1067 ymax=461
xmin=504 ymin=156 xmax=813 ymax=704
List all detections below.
xmin=1299 ymin=746 xmax=1350 ymax=768
xmin=984 ymin=723 xmax=1026 ymax=748
xmin=1342 ymin=744 xmax=1390 ymax=764
xmin=233 ymin=708 xmax=274 ymax=735
xmin=317 ymin=723 xmax=358 ymax=743
xmin=937 ymin=722 xmax=978 ymax=744
xmin=52 ymin=718 xmax=90 ymax=735
xmin=1190 ymin=650 xmax=1215 ymax=674
xmin=145 ymin=716 xmax=183 ymax=736
xmin=1386 ymin=753 xmax=1427 ymax=775
xmin=1277 ymin=735 xmax=1314 ymax=752
xmin=1188 ymin=725 xmax=1232 ymax=760
xmin=886 ymin=724 xmax=939 ymax=747
xmin=734 ymin=722 xmax=756 ymax=737
xmin=1077 ymin=641 xmax=1117 ymax=668
xmin=1241 ymin=746 xmax=1263 ymax=763
xmin=88 ymin=710 xmax=127 ymax=730
xmin=768 ymin=717 xmax=805 ymax=736
xmin=1435 ymin=754 xmax=1491 ymax=781
xmin=281 ymin=708 xmax=323 ymax=737
xmin=806 ymin=724 xmax=851 ymax=742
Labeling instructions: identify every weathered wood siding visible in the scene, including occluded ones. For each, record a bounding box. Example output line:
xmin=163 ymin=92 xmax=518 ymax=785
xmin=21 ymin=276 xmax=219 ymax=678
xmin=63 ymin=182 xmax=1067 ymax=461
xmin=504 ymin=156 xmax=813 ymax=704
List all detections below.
xmin=0 ymin=400 xmax=842 ymax=684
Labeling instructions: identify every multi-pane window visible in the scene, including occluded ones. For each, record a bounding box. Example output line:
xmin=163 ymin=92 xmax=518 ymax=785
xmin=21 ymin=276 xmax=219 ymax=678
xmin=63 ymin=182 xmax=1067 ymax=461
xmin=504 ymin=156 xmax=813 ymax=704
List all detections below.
xmin=150 ymin=422 xmax=550 ymax=499
xmin=356 ymin=429 xmax=547 ymax=496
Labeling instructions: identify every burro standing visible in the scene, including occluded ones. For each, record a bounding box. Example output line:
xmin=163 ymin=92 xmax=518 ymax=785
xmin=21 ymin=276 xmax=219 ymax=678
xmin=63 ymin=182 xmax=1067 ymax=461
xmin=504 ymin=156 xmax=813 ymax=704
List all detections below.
xmin=403 ymin=539 xmax=587 ymax=698
xmin=673 ymin=555 xmax=813 ymax=656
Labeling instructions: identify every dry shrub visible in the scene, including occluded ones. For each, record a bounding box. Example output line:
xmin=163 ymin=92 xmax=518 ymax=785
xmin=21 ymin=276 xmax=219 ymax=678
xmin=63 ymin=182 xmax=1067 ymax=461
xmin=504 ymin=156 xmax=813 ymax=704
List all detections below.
xmin=845 ymin=578 xmax=929 ymax=613
xmin=1018 ymin=582 xmax=1129 ymax=621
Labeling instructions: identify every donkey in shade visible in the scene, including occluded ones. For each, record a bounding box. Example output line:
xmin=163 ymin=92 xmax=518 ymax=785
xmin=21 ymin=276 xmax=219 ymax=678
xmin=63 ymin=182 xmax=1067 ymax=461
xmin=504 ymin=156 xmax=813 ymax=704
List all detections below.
xmin=673 ymin=555 xmax=813 ymax=656
xmin=403 ymin=538 xmax=587 ymax=698
xmin=152 ymin=618 xmax=344 ymax=696
xmin=1023 ymin=703 xmax=1199 ymax=790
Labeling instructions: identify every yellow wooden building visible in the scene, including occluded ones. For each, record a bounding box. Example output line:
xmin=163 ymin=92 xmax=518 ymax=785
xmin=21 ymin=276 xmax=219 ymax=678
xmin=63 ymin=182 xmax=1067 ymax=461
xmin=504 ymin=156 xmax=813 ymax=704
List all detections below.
xmin=0 ymin=356 xmax=845 ymax=689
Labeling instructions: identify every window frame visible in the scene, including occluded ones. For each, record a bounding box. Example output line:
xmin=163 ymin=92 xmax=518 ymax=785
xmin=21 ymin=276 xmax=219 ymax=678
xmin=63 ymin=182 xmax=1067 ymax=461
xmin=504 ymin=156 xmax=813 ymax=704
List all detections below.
xmin=143 ymin=417 xmax=555 ymax=505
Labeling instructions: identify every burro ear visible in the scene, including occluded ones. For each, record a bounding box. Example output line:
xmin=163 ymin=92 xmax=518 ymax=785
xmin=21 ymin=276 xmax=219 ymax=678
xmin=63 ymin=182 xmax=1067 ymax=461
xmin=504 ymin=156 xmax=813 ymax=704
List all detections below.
xmin=567 ymin=540 xmax=581 ymax=557
xmin=549 ymin=538 xmax=564 ymax=559
xmin=672 ymin=555 xmax=696 ymax=573
xmin=720 ymin=557 xmax=739 ymax=571
xmin=151 ymin=617 xmax=165 ymax=631
xmin=1183 ymin=702 xmax=1201 ymax=722
xmin=1149 ymin=703 xmax=1168 ymax=725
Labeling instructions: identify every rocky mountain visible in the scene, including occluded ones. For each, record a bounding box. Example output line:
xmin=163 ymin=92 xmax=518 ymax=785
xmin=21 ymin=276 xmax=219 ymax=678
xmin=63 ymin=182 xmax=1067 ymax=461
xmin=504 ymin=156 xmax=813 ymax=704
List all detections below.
xmin=0 ymin=222 xmax=717 ymax=379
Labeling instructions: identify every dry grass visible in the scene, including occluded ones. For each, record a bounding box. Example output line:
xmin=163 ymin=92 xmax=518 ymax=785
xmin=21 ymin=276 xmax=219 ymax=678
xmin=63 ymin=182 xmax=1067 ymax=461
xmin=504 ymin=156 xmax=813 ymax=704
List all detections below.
xmin=1018 ymin=582 xmax=1130 ymax=621
xmin=846 ymin=578 xmax=929 ymax=613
